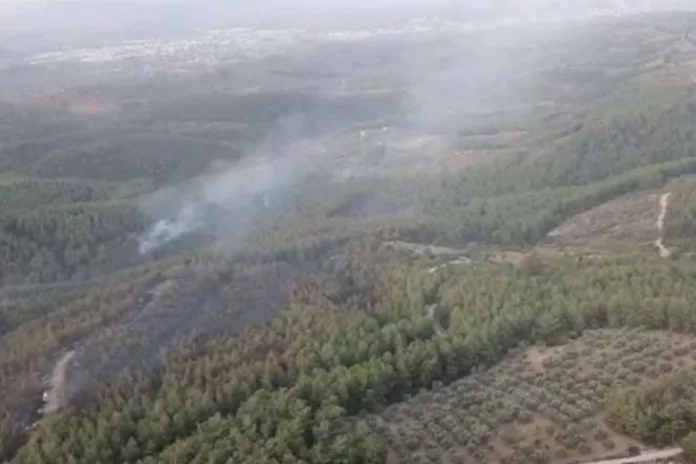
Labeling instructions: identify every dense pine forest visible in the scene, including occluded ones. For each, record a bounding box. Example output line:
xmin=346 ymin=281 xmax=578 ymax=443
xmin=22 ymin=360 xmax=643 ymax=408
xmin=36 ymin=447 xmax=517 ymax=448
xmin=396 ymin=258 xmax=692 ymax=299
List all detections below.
xmin=3 ymin=7 xmax=696 ymax=464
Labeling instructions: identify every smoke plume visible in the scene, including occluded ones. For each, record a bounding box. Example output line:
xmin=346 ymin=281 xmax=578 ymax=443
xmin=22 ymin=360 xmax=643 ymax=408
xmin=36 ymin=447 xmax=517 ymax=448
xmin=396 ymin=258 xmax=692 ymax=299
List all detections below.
xmin=138 ymin=148 xmax=313 ymax=253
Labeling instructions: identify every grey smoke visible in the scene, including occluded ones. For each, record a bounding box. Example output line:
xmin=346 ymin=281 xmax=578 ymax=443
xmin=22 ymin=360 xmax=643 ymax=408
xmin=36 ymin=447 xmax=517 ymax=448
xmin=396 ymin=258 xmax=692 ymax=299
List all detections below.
xmin=138 ymin=150 xmax=310 ymax=253
xmin=126 ymin=0 xmax=696 ymax=254
xmin=138 ymin=204 xmax=205 ymax=254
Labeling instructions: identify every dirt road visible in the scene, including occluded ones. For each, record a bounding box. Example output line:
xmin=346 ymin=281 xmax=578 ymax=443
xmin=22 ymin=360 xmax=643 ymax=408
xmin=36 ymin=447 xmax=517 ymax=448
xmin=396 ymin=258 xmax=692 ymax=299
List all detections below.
xmin=43 ymin=350 xmax=75 ymax=414
xmin=655 ymin=192 xmax=671 ymax=258
xmin=583 ymin=447 xmax=682 ymax=464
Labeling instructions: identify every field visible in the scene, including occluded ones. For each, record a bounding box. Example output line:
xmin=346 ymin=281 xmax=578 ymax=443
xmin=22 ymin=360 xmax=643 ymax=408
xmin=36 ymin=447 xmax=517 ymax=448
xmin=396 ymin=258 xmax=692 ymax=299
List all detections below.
xmin=547 ymin=192 xmax=661 ymax=252
xmin=370 ymin=329 xmax=696 ymax=464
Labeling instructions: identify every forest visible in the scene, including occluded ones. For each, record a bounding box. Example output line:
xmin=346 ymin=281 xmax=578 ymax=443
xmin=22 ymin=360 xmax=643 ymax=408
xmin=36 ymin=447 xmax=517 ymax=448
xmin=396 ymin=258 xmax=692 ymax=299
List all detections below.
xmin=2 ymin=8 xmax=696 ymax=464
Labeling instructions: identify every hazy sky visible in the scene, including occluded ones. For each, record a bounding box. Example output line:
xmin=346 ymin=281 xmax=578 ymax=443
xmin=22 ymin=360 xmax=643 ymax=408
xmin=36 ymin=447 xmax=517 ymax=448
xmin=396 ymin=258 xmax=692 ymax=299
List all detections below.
xmin=2 ymin=0 xmax=695 ymax=40
xmin=0 ymin=0 xmax=473 ymax=38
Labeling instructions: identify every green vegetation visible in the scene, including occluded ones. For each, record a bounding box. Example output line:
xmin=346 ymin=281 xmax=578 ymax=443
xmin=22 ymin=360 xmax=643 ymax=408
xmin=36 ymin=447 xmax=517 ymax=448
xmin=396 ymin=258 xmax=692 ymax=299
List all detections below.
xmin=4 ymin=11 xmax=696 ymax=464
xmin=666 ymin=177 xmax=696 ymax=245
xmin=24 ymin=135 xmax=242 ymax=185
xmin=10 ymin=252 xmax=696 ymax=463
xmin=374 ymin=327 xmax=696 ymax=464
xmin=0 ymin=201 xmax=145 ymax=284
xmin=609 ymin=372 xmax=696 ymax=448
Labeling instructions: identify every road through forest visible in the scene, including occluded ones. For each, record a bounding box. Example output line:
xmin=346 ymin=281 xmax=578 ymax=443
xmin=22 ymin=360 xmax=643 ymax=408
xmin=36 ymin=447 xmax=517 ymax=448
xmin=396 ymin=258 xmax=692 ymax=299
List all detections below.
xmin=43 ymin=350 xmax=75 ymax=414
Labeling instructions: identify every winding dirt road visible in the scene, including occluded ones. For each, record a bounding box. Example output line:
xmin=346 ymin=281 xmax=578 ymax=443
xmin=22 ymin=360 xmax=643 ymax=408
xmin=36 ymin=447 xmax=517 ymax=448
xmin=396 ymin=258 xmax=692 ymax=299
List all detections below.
xmin=655 ymin=192 xmax=671 ymax=258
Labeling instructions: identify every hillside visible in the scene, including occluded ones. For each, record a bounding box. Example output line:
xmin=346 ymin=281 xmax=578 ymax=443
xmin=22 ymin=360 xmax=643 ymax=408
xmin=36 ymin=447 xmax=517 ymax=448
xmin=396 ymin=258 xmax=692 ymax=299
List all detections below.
xmin=3 ymin=8 xmax=696 ymax=464
xmin=371 ymin=328 xmax=696 ymax=464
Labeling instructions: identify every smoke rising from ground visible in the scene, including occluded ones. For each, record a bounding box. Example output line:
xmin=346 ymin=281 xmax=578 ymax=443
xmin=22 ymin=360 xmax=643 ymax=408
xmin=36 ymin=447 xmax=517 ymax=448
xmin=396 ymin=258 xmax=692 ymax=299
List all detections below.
xmin=128 ymin=0 xmax=696 ymax=254
xmin=138 ymin=204 xmax=205 ymax=254
xmin=138 ymin=150 xmax=312 ymax=253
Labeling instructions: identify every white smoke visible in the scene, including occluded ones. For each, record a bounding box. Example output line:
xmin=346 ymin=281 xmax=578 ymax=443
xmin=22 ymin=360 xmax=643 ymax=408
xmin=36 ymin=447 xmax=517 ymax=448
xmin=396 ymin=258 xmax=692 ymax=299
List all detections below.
xmin=138 ymin=150 xmax=311 ymax=254
xmin=138 ymin=204 xmax=206 ymax=254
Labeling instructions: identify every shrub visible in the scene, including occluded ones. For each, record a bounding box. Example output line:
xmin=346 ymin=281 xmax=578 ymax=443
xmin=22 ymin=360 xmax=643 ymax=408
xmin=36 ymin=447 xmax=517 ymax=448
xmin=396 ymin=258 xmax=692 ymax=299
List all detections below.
xmin=674 ymin=345 xmax=689 ymax=357
xmin=502 ymin=428 xmax=520 ymax=446
xmin=518 ymin=410 xmax=534 ymax=424
xmin=659 ymin=362 xmax=673 ymax=374
xmin=579 ymin=442 xmax=593 ymax=455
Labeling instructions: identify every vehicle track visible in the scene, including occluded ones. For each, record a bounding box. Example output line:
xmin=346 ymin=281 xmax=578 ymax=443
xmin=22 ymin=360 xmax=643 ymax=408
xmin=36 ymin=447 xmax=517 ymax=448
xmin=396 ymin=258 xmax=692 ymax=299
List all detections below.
xmin=583 ymin=447 xmax=682 ymax=464
xmin=655 ymin=192 xmax=671 ymax=258
xmin=42 ymin=350 xmax=75 ymax=414
xmin=38 ymin=285 xmax=157 ymax=415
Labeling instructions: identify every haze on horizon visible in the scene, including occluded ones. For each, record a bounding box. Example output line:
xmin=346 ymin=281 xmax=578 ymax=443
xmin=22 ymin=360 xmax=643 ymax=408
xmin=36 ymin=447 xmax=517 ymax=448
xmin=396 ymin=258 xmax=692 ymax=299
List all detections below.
xmin=1 ymin=0 xmax=694 ymax=39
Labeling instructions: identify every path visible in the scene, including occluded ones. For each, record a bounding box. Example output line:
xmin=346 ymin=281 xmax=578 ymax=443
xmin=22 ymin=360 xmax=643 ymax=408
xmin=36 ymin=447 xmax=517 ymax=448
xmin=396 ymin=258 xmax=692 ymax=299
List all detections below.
xmin=654 ymin=192 xmax=671 ymax=258
xmin=583 ymin=447 xmax=682 ymax=464
xmin=42 ymin=350 xmax=75 ymax=414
